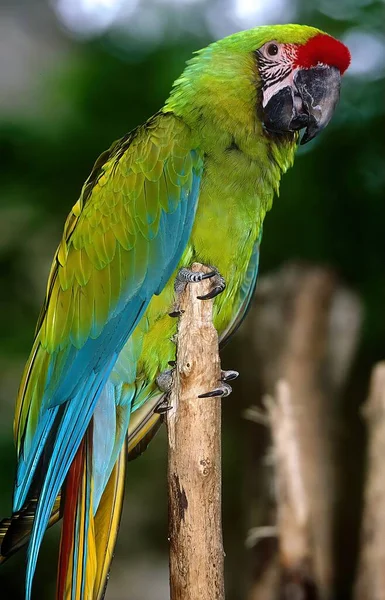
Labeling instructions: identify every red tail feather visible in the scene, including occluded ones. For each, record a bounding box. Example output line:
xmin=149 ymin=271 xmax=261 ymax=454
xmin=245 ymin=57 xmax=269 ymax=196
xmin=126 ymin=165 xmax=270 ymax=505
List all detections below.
xmin=57 ymin=439 xmax=85 ymax=600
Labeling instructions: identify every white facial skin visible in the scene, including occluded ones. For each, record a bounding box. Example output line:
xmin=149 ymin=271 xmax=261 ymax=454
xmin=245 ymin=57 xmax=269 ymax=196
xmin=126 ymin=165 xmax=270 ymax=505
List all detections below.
xmin=257 ymin=41 xmax=298 ymax=108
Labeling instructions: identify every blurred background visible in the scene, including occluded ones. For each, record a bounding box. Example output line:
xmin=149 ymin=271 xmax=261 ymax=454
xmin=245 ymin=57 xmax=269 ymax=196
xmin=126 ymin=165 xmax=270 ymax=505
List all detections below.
xmin=0 ymin=0 xmax=384 ymax=598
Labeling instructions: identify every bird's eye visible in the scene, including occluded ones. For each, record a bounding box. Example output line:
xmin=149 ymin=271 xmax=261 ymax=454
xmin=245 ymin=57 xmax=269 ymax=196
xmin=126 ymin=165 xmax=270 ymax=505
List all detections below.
xmin=267 ymin=43 xmax=279 ymax=56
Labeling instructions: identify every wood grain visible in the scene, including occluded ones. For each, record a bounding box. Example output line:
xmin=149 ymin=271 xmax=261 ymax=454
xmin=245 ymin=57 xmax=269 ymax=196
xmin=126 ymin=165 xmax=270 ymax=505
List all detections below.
xmin=167 ymin=263 xmax=225 ymax=600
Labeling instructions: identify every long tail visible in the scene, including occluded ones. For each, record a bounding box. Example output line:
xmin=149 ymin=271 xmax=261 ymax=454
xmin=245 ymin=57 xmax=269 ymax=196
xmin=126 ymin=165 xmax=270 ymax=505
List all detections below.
xmin=0 ymin=395 xmax=162 ymax=567
xmin=0 ymin=397 xmax=161 ymax=597
xmin=1 ymin=438 xmax=126 ymax=600
xmin=56 ymin=429 xmax=126 ymax=600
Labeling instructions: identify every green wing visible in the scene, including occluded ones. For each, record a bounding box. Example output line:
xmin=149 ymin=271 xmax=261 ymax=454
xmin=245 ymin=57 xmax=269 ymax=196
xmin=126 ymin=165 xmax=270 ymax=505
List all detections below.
xmin=9 ymin=112 xmax=203 ymax=596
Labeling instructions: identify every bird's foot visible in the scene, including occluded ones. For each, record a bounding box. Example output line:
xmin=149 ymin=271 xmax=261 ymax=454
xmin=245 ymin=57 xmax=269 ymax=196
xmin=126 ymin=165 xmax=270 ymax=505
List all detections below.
xmin=156 ymin=369 xmax=173 ymax=393
xmin=174 ymin=267 xmax=217 ymax=295
xmin=156 ymin=365 xmax=238 ymax=404
xmin=154 ymin=398 xmax=173 ymax=415
xmin=169 ymin=266 xmax=225 ymax=316
xmin=198 ymin=369 xmax=239 ymax=398
xmin=154 ymin=368 xmax=175 ymax=414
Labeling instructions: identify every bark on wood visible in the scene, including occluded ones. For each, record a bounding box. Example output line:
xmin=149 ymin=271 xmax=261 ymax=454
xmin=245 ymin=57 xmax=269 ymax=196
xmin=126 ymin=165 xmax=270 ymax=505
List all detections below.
xmin=354 ymin=362 xmax=385 ymax=600
xmin=167 ymin=263 xmax=225 ymax=600
xmin=242 ymin=264 xmax=362 ymax=600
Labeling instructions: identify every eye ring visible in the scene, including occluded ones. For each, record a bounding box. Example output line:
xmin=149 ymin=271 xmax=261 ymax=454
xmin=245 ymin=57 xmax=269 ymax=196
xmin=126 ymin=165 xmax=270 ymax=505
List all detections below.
xmin=267 ymin=43 xmax=279 ymax=56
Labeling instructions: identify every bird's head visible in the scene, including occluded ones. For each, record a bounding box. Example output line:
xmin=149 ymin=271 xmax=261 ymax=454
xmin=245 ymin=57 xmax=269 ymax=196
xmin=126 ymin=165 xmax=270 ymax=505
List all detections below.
xmin=166 ymin=24 xmax=350 ymax=146
xmin=255 ymin=27 xmax=350 ymax=144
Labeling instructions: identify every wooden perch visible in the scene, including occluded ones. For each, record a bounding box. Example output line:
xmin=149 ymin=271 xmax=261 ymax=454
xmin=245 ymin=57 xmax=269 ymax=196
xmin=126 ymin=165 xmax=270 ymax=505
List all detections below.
xmin=354 ymin=362 xmax=385 ymax=600
xmin=167 ymin=263 xmax=225 ymax=600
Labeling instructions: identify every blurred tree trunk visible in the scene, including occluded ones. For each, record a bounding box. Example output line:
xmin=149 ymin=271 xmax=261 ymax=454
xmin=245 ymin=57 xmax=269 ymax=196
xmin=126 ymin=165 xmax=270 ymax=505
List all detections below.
xmin=354 ymin=363 xmax=385 ymax=600
xmin=239 ymin=263 xmax=362 ymax=599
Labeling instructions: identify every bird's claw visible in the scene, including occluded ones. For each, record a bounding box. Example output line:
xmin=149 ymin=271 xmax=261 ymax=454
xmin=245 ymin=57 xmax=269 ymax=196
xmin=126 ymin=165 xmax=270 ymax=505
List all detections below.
xmin=199 ymin=382 xmax=233 ymax=398
xmin=154 ymin=400 xmax=173 ymax=415
xmin=168 ymin=309 xmax=185 ymax=318
xmin=157 ymin=365 xmax=238 ymax=401
xmin=221 ymin=369 xmax=239 ymax=381
xmin=196 ymin=271 xmax=226 ymax=301
xmin=198 ymin=369 xmax=238 ymax=398
xmin=172 ymin=266 xmax=226 ymax=307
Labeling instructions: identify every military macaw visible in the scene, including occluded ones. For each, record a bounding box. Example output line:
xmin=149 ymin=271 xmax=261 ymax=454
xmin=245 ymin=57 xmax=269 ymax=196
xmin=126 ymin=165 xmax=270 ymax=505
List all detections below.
xmin=0 ymin=24 xmax=350 ymax=599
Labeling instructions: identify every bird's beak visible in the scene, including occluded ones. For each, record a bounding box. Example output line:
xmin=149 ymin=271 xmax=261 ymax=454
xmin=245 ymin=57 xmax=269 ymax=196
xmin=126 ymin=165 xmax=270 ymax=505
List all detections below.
xmin=294 ymin=65 xmax=341 ymax=144
xmin=262 ymin=65 xmax=341 ymax=145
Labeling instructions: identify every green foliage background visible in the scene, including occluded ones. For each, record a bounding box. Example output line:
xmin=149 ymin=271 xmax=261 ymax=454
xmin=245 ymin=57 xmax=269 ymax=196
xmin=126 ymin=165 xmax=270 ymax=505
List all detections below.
xmin=0 ymin=0 xmax=384 ymax=598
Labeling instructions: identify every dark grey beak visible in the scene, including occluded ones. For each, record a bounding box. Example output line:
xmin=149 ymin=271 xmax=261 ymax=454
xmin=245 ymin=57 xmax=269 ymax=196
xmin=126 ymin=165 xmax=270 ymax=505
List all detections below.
xmin=295 ymin=65 xmax=341 ymax=144
xmin=262 ymin=65 xmax=341 ymax=145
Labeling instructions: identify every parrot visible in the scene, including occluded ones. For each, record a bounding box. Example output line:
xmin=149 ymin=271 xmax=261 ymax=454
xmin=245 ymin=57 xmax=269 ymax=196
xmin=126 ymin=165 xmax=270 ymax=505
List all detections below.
xmin=0 ymin=24 xmax=350 ymax=600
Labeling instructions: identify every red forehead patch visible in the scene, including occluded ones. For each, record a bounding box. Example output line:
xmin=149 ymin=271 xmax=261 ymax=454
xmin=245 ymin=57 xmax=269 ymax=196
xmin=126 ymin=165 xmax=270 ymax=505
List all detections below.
xmin=295 ymin=33 xmax=351 ymax=74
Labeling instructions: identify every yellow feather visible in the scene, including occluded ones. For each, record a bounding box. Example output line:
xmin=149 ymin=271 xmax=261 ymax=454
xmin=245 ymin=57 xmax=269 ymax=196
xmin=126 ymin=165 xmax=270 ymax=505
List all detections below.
xmin=93 ymin=439 xmax=126 ymax=600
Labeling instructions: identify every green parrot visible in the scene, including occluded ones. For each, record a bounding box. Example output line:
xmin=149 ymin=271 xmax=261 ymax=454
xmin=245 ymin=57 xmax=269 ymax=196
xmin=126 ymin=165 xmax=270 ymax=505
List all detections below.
xmin=0 ymin=24 xmax=350 ymax=600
